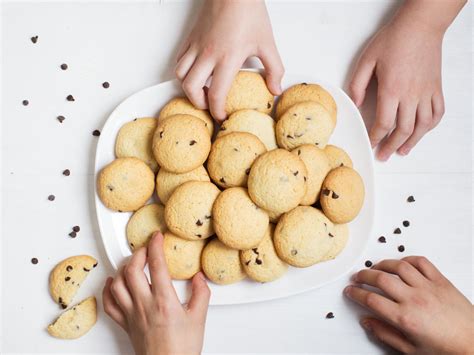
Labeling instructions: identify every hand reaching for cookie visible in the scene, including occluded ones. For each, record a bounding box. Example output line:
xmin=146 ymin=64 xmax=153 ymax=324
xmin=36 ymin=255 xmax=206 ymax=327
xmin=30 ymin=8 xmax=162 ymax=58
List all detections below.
xmin=102 ymin=232 xmax=210 ymax=355
xmin=175 ymin=0 xmax=284 ymax=121
xmin=349 ymin=0 xmax=466 ymax=160
xmin=345 ymin=256 xmax=474 ymax=354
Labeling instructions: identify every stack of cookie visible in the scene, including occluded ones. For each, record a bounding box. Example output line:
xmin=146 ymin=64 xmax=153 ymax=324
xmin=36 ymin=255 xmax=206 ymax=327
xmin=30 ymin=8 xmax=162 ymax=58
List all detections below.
xmin=97 ymin=70 xmax=365 ymax=286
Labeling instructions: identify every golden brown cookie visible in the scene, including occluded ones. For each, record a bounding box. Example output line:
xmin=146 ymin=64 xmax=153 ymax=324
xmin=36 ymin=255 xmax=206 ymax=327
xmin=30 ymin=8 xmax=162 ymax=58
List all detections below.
xmin=323 ymin=144 xmax=354 ymax=169
xmin=163 ymin=232 xmax=205 ymax=280
xmin=126 ymin=203 xmax=167 ymax=250
xmin=323 ymin=224 xmax=349 ymax=261
xmin=201 ymin=239 xmax=246 ymax=285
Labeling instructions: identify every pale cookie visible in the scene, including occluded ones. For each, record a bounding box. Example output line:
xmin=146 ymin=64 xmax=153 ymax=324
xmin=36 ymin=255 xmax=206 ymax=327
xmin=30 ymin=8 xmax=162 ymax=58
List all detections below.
xmin=248 ymin=149 xmax=307 ymax=214
xmin=156 ymin=165 xmax=210 ymax=204
xmin=126 ymin=203 xmax=167 ymax=250
xmin=240 ymin=224 xmax=288 ymax=283
xmin=213 ymin=187 xmax=269 ymax=250
xmin=225 ymin=71 xmax=274 ymax=116
xmin=163 ymin=232 xmax=205 ymax=280
xmin=320 ymin=166 xmax=365 ymax=224
xmin=49 ymin=255 xmax=98 ymax=308
xmin=265 ymin=209 xmax=283 ymax=223
xmin=115 ymin=117 xmax=158 ymax=172
xmin=292 ymin=144 xmax=331 ymax=205
xmin=323 ymin=224 xmax=349 ymax=261
xmin=217 ymin=109 xmax=277 ymax=151
xmin=276 ymin=83 xmax=337 ymax=123
xmin=152 ymin=114 xmax=211 ymax=173
xmin=97 ymin=157 xmax=155 ymax=212
xmin=208 ymin=132 xmax=266 ymax=188
xmin=164 ymin=181 xmax=220 ymax=240
xmin=159 ymin=97 xmax=214 ymax=136
xmin=274 ymin=206 xmax=335 ymax=267
xmin=47 ymin=297 xmax=97 ymax=339
xmin=276 ymin=101 xmax=335 ymax=150
xmin=201 ymin=238 xmax=246 ymax=285
xmin=323 ymin=145 xmax=354 ymax=169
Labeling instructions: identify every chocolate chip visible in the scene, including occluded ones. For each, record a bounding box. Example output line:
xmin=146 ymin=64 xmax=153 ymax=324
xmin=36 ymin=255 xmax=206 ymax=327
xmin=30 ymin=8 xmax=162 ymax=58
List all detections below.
xmin=133 ymin=118 xmax=137 ymax=121
xmin=130 ymin=243 xmax=135 ymax=248
xmin=92 ymin=129 xmax=101 ymax=137
xmin=326 ymin=312 xmax=334 ymax=319
xmin=102 ymin=81 xmax=110 ymax=89
xmin=61 ymin=303 xmax=67 ymax=309
xmin=62 ymin=169 xmax=70 ymax=176
xmin=315 ymin=142 xmax=319 ymax=145
xmin=301 ymin=82 xmax=308 ymax=86
xmin=66 ymin=95 xmax=75 ymax=102
xmin=22 ymin=100 xmax=29 ymax=106
xmin=31 ymin=36 xmax=38 ymax=44
xmin=73 ymin=226 xmax=80 ymax=232
xmin=295 ymin=133 xmax=304 ymax=138
xmin=403 ymin=220 xmax=410 ymax=227
xmin=252 ymin=248 xmax=259 ymax=255
xmin=293 ymin=171 xmax=299 ymax=176
xmin=220 ymin=126 xmax=226 ymax=131
xmin=76 ymin=325 xmax=80 ymax=330
xmin=159 ymin=131 xmax=163 ymax=138
xmin=328 ymin=233 xmax=334 ymax=238
xmin=398 ymin=245 xmax=405 ymax=252
xmin=106 ymin=184 xmax=114 ymax=191
xmin=93 ymin=262 xmax=98 ymax=268
xmin=394 ymin=228 xmax=401 ymax=234
xmin=365 ymin=260 xmax=373 ymax=267
xmin=332 ymin=192 xmax=339 ymax=199
xmin=31 ymin=258 xmax=38 ymax=264
xmin=340 ymin=163 xmax=344 ymax=167
xmin=233 ymin=147 xmax=239 ymax=152
xmin=173 ymin=245 xmax=177 ymax=250
xmin=304 ymin=176 xmax=307 ymax=182
xmin=220 ymin=177 xmax=226 ymax=184
xmin=255 ymin=258 xmax=262 ymax=265
xmin=72 ymin=281 xmax=75 ymax=285
xmin=60 ymin=63 xmax=68 ymax=70
xmin=69 ymin=231 xmax=77 ymax=238
xmin=378 ymin=236 xmax=386 ymax=243
xmin=407 ymin=195 xmax=415 ymax=203
xmin=297 ymin=149 xmax=301 ymax=155
xmin=245 ymin=260 xmax=251 ymax=266
xmin=189 ymin=140 xmax=197 ymax=146
xmin=66 ymin=265 xmax=73 ymax=272
xmin=245 ymin=168 xmax=250 ymax=175
xmin=291 ymin=249 xmax=298 ymax=256
xmin=286 ymin=134 xmax=294 ymax=139
xmin=196 ymin=219 xmax=203 ymax=226
xmin=118 ymin=210 xmax=122 ymax=213
xmin=83 ymin=267 xmax=90 ymax=272
xmin=175 ymin=141 xmax=179 ymax=145
xmin=205 ymin=215 xmax=211 ymax=219
xmin=305 ymin=117 xmax=312 ymax=121
xmin=195 ymin=234 xmax=202 ymax=238
xmin=48 ymin=194 xmax=55 ymax=201
xmin=57 ymin=115 xmax=65 ymax=123
xmin=322 ymin=189 xmax=330 ymax=196
xmin=267 ymin=102 xmax=272 ymax=109
xmin=58 ymin=297 xmax=63 ymax=303
xmin=65 ymin=277 xmax=71 ymax=281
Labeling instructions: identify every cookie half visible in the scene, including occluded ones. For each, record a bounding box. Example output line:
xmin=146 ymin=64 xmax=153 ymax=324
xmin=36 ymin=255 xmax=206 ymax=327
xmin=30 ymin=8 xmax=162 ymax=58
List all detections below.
xmin=163 ymin=232 xmax=206 ymax=280
xmin=201 ymin=239 xmax=246 ymax=285
xmin=126 ymin=203 xmax=167 ymax=250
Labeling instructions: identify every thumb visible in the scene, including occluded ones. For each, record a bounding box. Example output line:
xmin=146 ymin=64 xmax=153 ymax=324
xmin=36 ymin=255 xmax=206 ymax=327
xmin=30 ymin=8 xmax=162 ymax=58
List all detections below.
xmin=348 ymin=56 xmax=375 ymax=107
xmin=188 ymin=272 xmax=211 ymax=317
xmin=361 ymin=317 xmax=416 ymax=354
xmin=259 ymin=43 xmax=285 ymax=96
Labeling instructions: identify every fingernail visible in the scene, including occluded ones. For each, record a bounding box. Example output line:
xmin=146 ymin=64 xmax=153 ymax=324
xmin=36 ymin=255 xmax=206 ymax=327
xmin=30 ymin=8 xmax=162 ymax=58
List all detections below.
xmin=343 ymin=285 xmax=352 ymax=296
xmin=398 ymin=147 xmax=410 ymax=156
xmin=360 ymin=319 xmax=372 ymax=332
xmin=377 ymin=152 xmax=389 ymax=161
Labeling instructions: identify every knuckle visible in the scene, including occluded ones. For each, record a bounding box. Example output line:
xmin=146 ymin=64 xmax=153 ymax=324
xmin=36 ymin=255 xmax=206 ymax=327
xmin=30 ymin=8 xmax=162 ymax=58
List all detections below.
xmin=182 ymin=79 xmax=195 ymax=94
xmin=110 ymin=282 xmax=120 ymax=296
xmin=377 ymin=119 xmax=393 ymax=131
xmin=398 ymin=122 xmax=414 ymax=136
xmin=398 ymin=312 xmax=418 ymax=332
xmin=375 ymin=272 xmax=389 ymax=286
xmin=124 ymin=265 xmax=137 ymax=280
xmin=417 ymin=115 xmax=432 ymax=130
xmin=395 ymin=261 xmax=411 ymax=275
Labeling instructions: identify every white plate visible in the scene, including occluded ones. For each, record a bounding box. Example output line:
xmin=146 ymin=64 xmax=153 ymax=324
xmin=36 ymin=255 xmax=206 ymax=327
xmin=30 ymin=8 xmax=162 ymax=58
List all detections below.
xmin=94 ymin=71 xmax=375 ymax=305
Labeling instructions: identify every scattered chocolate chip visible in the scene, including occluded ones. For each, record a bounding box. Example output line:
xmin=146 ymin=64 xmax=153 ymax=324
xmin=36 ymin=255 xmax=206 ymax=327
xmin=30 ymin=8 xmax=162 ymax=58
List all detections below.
xmin=394 ymin=228 xmax=401 ymax=234
xmin=159 ymin=131 xmax=163 ymax=138
xmin=403 ymin=220 xmax=410 ymax=227
xmin=31 ymin=258 xmax=38 ymax=264
xmin=102 ymin=81 xmax=110 ymax=89
xmin=255 ymin=258 xmax=262 ymax=265
xmin=328 ymin=233 xmax=334 ymax=238
xmin=196 ymin=219 xmax=203 ymax=226
xmin=245 ymin=168 xmax=250 ymax=175
xmin=65 ymin=277 xmax=71 ymax=281
xmin=245 ymin=260 xmax=251 ymax=266
xmin=83 ymin=267 xmax=90 ymax=272
xmin=220 ymin=177 xmax=226 ymax=184
xmin=378 ymin=236 xmax=386 ymax=243
xmin=195 ymin=234 xmax=202 ymax=238
xmin=57 ymin=115 xmax=65 ymax=123
xmin=66 ymin=95 xmax=75 ymax=102
xmin=365 ymin=260 xmax=373 ymax=267
xmin=189 ymin=140 xmax=197 ymax=146
xmin=31 ymin=36 xmax=38 ymax=43
xmin=407 ymin=195 xmax=415 ymax=203
xmin=326 ymin=312 xmax=334 ymax=319
xmin=92 ymin=129 xmax=101 ymax=136
xmin=398 ymin=245 xmax=405 ymax=252
xmin=286 ymin=134 xmax=294 ymax=139
xmin=267 ymin=102 xmax=272 ymax=109
xmin=322 ymin=189 xmax=330 ymax=196
xmin=305 ymin=117 xmax=312 ymax=121
xmin=22 ymin=100 xmax=29 ymax=106
xmin=291 ymin=249 xmax=298 ymax=256
xmin=69 ymin=231 xmax=77 ymax=238
xmin=48 ymin=194 xmax=55 ymax=201
xmin=60 ymin=63 xmax=68 ymax=70
xmin=332 ymin=192 xmax=339 ymax=199
xmin=293 ymin=171 xmax=299 ymax=176
xmin=72 ymin=226 xmax=80 ymax=232
xmin=62 ymin=169 xmax=70 ymax=176
xmin=66 ymin=265 xmax=73 ymax=271
xmin=93 ymin=262 xmax=98 ymax=268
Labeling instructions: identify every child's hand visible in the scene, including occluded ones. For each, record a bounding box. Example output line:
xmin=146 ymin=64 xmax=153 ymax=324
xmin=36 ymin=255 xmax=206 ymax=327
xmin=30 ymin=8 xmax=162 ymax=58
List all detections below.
xmin=175 ymin=0 xmax=283 ymax=121
xmin=102 ymin=232 xmax=210 ymax=355
xmin=345 ymin=256 xmax=473 ymax=354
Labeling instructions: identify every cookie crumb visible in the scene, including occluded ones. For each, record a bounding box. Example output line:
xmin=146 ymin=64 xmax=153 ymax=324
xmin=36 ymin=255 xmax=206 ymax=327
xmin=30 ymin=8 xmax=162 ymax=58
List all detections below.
xmin=326 ymin=312 xmax=334 ymax=319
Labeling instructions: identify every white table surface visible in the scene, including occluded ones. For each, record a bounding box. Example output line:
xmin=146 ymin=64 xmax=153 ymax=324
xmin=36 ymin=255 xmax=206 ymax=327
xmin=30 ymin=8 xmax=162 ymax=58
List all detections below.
xmin=1 ymin=0 xmax=472 ymax=354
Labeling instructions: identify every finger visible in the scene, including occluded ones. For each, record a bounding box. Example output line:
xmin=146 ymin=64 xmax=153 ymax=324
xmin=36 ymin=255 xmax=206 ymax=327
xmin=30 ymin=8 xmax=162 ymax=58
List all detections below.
xmin=401 ymin=256 xmax=444 ymax=282
xmin=187 ymin=272 xmax=211 ymax=319
xmin=147 ymin=232 xmax=179 ymax=302
xmin=352 ymin=269 xmax=409 ymax=302
xmin=361 ymin=317 xmax=416 ymax=354
xmin=109 ymin=269 xmax=134 ymax=315
xmin=258 ymin=43 xmax=284 ymax=95
xmin=344 ymin=285 xmax=399 ymax=324
xmin=207 ymin=58 xmax=242 ymax=121
xmin=123 ymin=247 xmax=152 ymax=302
xmin=371 ymin=259 xmax=425 ymax=287
xmin=431 ymin=90 xmax=445 ymax=128
xmin=369 ymin=94 xmax=398 ymax=148
xmin=397 ymin=96 xmax=433 ymax=156
xmin=176 ymin=39 xmax=191 ymax=63
xmin=349 ymin=56 xmax=376 ymax=107
xmin=175 ymin=48 xmax=198 ymax=81
xmin=102 ymin=277 xmax=128 ymax=331
xmin=182 ymin=55 xmax=216 ymax=110
xmin=377 ymin=101 xmax=416 ymax=161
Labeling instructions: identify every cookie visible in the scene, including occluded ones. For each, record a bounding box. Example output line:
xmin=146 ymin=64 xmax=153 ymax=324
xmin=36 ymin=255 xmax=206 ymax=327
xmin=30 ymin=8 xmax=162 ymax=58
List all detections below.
xmin=276 ymin=101 xmax=335 ymax=150
xmin=292 ymin=144 xmax=331 ymax=205
xmin=225 ymin=71 xmax=274 ymax=117
xmin=217 ymin=109 xmax=277 ymax=151
xmin=49 ymin=255 xmax=98 ymax=308
xmin=323 ymin=145 xmax=353 ymax=169
xmin=47 ymin=297 xmax=97 ymax=339
xmin=159 ymin=97 xmax=214 ymax=136
xmin=265 ymin=209 xmax=283 ymax=223
xmin=276 ymin=83 xmax=337 ymax=123
xmin=201 ymin=238 xmax=246 ymax=285
xmin=156 ymin=165 xmax=210 ymax=204
xmin=163 ymin=232 xmax=205 ymax=280
xmin=126 ymin=203 xmax=167 ymax=250
xmin=152 ymin=114 xmax=211 ymax=173
xmin=213 ymin=187 xmax=269 ymax=250
xmin=115 ymin=117 xmax=158 ymax=172
xmin=248 ymin=149 xmax=307 ymax=214
xmin=164 ymin=181 xmax=220 ymax=240
xmin=323 ymin=224 xmax=349 ymax=261
xmin=274 ymin=206 xmax=335 ymax=267
xmin=208 ymin=132 xmax=266 ymax=188
xmin=97 ymin=157 xmax=155 ymax=212
xmin=240 ymin=224 xmax=288 ymax=282
xmin=320 ymin=166 xmax=365 ymax=224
